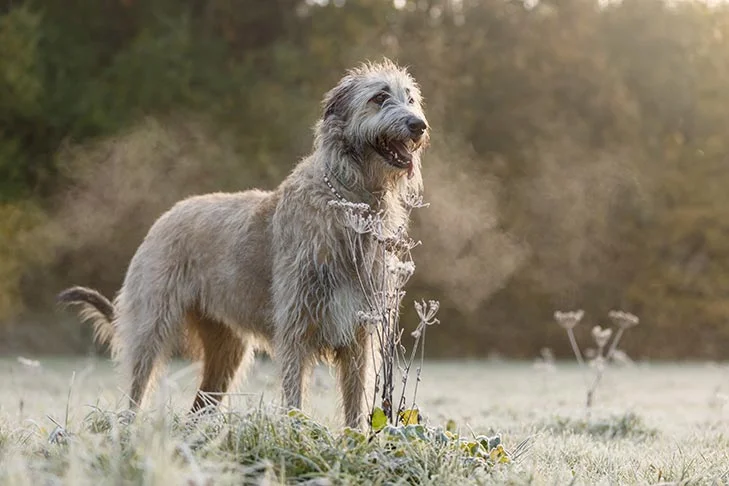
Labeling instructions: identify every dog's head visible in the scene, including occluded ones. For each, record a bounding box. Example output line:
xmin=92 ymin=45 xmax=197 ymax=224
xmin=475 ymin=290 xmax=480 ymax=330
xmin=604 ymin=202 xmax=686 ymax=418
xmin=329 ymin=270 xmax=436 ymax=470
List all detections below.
xmin=317 ymin=60 xmax=429 ymax=182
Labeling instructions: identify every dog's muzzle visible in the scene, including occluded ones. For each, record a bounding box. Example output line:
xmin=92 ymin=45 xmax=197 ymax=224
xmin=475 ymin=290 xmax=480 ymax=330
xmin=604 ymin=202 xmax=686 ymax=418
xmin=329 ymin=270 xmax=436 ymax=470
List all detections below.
xmin=406 ymin=116 xmax=427 ymax=139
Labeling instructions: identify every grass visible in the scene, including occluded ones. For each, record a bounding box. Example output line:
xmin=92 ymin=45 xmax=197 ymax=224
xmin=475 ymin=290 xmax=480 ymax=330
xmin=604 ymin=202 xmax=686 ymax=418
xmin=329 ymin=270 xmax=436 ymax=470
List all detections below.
xmin=2 ymin=357 xmax=729 ymax=484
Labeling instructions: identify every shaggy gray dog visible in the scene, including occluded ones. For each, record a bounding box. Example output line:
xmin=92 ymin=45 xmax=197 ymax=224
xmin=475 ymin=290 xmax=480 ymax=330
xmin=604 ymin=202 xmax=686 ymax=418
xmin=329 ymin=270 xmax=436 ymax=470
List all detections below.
xmin=58 ymin=60 xmax=429 ymax=428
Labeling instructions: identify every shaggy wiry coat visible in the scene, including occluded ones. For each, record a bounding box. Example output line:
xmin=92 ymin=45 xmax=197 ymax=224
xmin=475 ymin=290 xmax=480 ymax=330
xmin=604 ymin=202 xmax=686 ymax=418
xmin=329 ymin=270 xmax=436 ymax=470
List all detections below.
xmin=59 ymin=60 xmax=429 ymax=428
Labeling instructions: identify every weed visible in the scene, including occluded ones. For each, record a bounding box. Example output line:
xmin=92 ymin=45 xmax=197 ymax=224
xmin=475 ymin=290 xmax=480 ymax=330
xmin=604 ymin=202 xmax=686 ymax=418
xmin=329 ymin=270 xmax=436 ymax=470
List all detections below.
xmin=554 ymin=309 xmax=640 ymax=413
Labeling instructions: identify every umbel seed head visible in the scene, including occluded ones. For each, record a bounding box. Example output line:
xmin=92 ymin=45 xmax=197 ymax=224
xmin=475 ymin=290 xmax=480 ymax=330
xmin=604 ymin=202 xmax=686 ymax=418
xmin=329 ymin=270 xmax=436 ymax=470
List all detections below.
xmin=608 ymin=310 xmax=639 ymax=329
xmin=591 ymin=325 xmax=613 ymax=349
xmin=554 ymin=309 xmax=584 ymax=330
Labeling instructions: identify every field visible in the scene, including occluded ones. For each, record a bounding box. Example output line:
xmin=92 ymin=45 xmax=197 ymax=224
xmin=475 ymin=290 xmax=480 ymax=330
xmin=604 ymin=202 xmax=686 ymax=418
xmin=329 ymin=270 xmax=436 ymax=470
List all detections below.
xmin=1 ymin=357 xmax=728 ymax=485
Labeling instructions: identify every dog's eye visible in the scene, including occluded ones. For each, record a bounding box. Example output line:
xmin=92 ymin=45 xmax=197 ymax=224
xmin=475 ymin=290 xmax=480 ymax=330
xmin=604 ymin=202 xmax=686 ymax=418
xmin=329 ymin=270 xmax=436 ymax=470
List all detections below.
xmin=408 ymin=97 xmax=415 ymax=105
xmin=371 ymin=92 xmax=389 ymax=106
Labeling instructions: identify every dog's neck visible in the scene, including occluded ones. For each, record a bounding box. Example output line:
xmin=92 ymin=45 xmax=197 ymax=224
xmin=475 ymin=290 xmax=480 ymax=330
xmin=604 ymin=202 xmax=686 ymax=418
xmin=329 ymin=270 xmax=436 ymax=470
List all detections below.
xmin=315 ymin=129 xmax=420 ymax=212
xmin=324 ymin=157 xmax=383 ymax=208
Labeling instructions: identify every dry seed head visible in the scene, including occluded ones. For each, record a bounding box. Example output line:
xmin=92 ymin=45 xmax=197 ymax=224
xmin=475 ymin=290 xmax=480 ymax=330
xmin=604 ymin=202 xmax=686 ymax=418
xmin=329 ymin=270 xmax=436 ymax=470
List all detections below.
xmin=591 ymin=325 xmax=612 ymax=349
xmin=554 ymin=309 xmax=584 ymax=330
xmin=608 ymin=310 xmax=639 ymax=329
xmin=357 ymin=310 xmax=383 ymax=333
xmin=344 ymin=210 xmax=377 ymax=234
xmin=379 ymin=235 xmax=421 ymax=254
xmin=402 ymin=191 xmax=430 ymax=210
xmin=388 ymin=260 xmax=416 ymax=287
xmin=414 ymin=299 xmax=440 ymax=325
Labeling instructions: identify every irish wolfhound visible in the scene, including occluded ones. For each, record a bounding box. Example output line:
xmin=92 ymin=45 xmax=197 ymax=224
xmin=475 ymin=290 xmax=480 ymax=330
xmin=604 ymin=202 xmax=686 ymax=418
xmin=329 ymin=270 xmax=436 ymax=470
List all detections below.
xmin=58 ymin=60 xmax=429 ymax=428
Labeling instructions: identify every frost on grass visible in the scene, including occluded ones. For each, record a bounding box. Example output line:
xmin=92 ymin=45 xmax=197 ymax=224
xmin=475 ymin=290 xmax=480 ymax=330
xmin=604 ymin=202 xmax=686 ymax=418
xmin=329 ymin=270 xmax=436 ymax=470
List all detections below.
xmin=0 ymin=406 xmax=517 ymax=485
xmin=5 ymin=361 xmax=729 ymax=485
xmin=539 ymin=412 xmax=658 ymax=441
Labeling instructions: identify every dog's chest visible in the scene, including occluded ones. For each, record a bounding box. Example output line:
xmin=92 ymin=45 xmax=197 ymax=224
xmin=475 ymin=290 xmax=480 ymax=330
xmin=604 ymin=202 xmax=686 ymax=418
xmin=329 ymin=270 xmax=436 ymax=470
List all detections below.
xmin=301 ymin=234 xmax=384 ymax=347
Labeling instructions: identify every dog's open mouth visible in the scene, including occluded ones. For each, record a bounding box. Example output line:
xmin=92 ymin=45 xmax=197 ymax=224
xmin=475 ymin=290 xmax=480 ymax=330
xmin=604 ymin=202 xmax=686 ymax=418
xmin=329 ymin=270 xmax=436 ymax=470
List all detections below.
xmin=375 ymin=139 xmax=415 ymax=176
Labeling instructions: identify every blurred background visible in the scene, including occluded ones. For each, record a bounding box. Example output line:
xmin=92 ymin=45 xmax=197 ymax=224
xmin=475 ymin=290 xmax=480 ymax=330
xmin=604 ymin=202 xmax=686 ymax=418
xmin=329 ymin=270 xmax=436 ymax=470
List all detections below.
xmin=0 ymin=0 xmax=728 ymax=360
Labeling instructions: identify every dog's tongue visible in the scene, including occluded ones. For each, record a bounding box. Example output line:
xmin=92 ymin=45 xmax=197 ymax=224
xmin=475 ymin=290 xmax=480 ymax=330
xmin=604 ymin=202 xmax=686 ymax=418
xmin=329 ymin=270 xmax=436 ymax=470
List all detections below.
xmin=391 ymin=141 xmax=411 ymax=160
xmin=390 ymin=140 xmax=413 ymax=177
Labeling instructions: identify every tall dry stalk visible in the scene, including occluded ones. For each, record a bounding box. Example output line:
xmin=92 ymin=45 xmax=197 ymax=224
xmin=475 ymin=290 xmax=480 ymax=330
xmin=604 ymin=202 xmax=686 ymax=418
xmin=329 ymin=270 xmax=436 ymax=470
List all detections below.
xmin=330 ymin=191 xmax=439 ymax=426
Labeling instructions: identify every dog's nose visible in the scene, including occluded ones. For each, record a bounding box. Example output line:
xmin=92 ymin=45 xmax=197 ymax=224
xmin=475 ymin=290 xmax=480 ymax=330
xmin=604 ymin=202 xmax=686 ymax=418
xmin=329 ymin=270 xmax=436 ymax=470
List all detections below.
xmin=406 ymin=117 xmax=427 ymax=137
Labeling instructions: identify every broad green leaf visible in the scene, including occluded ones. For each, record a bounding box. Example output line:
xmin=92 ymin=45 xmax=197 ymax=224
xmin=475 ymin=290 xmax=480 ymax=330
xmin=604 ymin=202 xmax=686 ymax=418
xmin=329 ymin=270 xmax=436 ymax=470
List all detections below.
xmin=370 ymin=407 xmax=387 ymax=431
xmin=446 ymin=419 xmax=457 ymax=433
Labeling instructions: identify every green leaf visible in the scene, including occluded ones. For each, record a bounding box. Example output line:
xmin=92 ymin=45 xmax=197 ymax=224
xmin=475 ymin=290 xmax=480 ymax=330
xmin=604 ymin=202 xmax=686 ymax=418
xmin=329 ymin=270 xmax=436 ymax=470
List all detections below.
xmin=446 ymin=419 xmax=457 ymax=433
xmin=341 ymin=427 xmax=366 ymax=446
xmin=287 ymin=409 xmax=308 ymax=420
xmin=461 ymin=440 xmax=480 ymax=456
xmin=488 ymin=436 xmax=502 ymax=450
xmin=370 ymin=407 xmax=387 ymax=431
xmin=476 ymin=434 xmax=501 ymax=451
xmin=383 ymin=425 xmax=406 ymax=441
xmin=403 ymin=424 xmax=428 ymax=441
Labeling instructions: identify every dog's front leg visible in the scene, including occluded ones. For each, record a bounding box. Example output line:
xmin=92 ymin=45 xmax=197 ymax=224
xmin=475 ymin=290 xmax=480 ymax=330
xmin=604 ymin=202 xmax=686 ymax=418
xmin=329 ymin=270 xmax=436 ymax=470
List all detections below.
xmin=335 ymin=329 xmax=373 ymax=429
xmin=277 ymin=337 xmax=313 ymax=412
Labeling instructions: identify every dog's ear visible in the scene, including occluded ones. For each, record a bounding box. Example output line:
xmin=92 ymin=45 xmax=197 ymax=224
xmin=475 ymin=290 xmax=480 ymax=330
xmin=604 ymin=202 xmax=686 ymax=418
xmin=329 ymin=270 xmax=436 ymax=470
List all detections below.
xmin=323 ymin=79 xmax=354 ymax=119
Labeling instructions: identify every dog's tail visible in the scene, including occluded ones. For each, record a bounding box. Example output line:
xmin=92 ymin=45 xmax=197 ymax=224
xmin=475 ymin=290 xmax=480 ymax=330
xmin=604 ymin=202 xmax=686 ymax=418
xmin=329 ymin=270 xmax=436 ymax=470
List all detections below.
xmin=57 ymin=286 xmax=116 ymax=346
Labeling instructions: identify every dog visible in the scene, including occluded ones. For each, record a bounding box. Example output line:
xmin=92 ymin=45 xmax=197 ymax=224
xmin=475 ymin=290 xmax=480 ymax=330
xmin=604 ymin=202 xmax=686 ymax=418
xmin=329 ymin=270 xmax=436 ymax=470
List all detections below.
xmin=58 ymin=59 xmax=429 ymax=428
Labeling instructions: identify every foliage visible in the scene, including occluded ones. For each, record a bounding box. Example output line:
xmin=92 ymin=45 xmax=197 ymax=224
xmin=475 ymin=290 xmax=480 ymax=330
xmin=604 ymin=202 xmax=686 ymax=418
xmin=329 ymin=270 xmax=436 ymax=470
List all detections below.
xmin=0 ymin=201 xmax=52 ymax=322
xmin=1 ymin=405 xmax=518 ymax=485
xmin=1 ymin=0 xmax=729 ymax=358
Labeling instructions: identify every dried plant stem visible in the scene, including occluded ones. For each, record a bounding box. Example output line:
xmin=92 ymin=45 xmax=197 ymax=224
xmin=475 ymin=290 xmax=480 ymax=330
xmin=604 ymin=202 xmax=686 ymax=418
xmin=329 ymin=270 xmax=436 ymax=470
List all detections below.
xmin=606 ymin=328 xmax=625 ymax=360
xmin=409 ymin=326 xmax=427 ymax=413
xmin=567 ymin=329 xmax=585 ymax=367
xmin=397 ymin=318 xmax=424 ymax=417
xmin=585 ymin=366 xmax=604 ymax=410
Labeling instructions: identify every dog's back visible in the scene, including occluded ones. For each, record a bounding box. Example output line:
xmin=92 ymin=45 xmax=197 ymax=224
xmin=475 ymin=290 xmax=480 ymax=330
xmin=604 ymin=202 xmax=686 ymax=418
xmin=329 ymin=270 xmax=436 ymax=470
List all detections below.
xmin=118 ymin=189 xmax=279 ymax=341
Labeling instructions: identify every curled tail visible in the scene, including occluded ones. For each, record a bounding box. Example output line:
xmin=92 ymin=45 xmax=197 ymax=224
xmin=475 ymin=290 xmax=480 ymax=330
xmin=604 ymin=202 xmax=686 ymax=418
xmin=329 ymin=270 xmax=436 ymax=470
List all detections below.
xmin=57 ymin=286 xmax=116 ymax=346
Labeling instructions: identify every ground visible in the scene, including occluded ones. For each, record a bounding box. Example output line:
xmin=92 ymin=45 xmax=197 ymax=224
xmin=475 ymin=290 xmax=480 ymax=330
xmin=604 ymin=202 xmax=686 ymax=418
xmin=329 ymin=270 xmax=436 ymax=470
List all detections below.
xmin=1 ymin=357 xmax=728 ymax=484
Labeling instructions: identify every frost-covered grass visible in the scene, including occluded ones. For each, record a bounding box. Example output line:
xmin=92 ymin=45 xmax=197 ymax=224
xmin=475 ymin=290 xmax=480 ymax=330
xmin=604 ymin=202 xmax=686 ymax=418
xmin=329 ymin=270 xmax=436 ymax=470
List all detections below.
xmin=1 ymin=358 xmax=729 ymax=484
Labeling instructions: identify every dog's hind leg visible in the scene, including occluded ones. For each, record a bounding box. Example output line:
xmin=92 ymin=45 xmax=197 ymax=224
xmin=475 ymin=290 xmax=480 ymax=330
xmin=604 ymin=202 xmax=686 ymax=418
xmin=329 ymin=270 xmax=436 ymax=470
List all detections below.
xmin=127 ymin=349 xmax=162 ymax=410
xmin=120 ymin=318 xmax=179 ymax=410
xmin=115 ymin=297 xmax=183 ymax=410
xmin=189 ymin=314 xmax=252 ymax=412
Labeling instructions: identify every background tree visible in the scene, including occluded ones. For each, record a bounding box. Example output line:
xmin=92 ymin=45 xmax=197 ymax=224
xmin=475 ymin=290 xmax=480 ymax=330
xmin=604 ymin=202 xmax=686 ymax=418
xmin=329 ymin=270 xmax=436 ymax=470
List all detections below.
xmin=1 ymin=0 xmax=728 ymax=359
